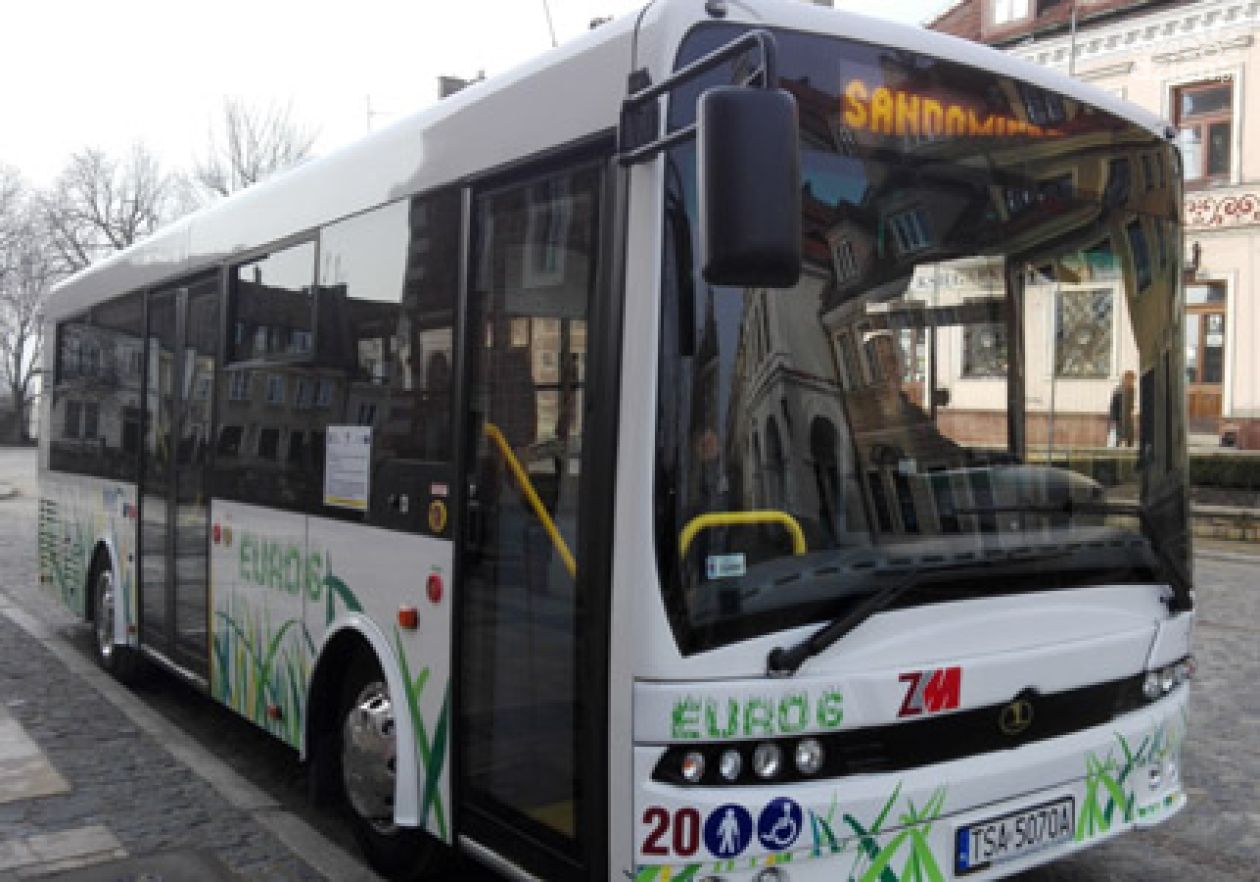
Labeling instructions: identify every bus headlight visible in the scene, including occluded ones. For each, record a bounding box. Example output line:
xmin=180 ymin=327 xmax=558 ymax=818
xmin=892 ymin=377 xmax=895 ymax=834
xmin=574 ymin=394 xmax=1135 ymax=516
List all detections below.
xmin=753 ymin=868 xmax=789 ymax=882
xmin=1142 ymin=655 xmax=1194 ymax=702
xmin=752 ymin=742 xmax=783 ymax=780
xmin=794 ymin=737 xmax=824 ymax=776
xmin=718 ymin=749 xmax=743 ymax=782
xmin=680 ymin=751 xmax=706 ymax=783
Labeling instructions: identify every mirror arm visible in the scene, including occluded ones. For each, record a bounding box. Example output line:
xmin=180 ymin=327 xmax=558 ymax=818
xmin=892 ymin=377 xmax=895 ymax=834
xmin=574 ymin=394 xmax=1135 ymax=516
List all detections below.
xmin=617 ymin=29 xmax=780 ymax=165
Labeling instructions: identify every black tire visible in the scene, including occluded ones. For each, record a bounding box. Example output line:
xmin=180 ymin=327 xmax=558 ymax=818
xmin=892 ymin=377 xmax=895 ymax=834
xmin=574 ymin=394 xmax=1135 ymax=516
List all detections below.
xmin=336 ymin=653 xmax=444 ymax=881
xmin=89 ymin=556 xmax=140 ymax=684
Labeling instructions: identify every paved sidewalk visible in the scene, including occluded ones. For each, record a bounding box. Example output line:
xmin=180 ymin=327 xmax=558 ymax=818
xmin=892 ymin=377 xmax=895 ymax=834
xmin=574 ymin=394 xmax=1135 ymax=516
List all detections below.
xmin=0 ymin=599 xmax=329 ymax=881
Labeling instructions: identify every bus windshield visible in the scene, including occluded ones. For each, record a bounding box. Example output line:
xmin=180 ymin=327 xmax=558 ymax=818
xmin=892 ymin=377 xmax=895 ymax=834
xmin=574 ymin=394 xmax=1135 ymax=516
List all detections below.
xmin=655 ymin=25 xmax=1189 ymax=654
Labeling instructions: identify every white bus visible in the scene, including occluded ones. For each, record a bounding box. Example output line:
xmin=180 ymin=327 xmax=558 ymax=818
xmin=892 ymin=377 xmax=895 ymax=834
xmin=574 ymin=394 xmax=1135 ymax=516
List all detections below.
xmin=39 ymin=1 xmax=1194 ymax=879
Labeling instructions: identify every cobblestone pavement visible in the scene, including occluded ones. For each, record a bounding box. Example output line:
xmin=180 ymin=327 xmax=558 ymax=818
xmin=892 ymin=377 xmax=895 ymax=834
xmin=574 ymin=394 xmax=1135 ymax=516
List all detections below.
xmin=0 ymin=607 xmax=325 ymax=881
xmin=1 ymin=445 xmax=1257 ymax=880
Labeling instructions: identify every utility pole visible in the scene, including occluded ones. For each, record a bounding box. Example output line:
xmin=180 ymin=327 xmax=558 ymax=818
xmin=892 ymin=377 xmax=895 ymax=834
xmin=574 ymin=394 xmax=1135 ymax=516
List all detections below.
xmin=541 ymin=0 xmax=558 ymax=48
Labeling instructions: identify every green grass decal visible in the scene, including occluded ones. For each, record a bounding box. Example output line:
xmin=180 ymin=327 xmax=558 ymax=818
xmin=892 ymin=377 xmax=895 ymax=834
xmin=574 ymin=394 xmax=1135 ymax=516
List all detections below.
xmin=323 ymin=555 xmax=363 ymax=626
xmin=1077 ymin=730 xmax=1152 ymax=840
xmin=211 ymin=600 xmax=312 ymax=747
xmin=394 ymin=628 xmax=450 ymax=840
xmin=843 ymin=784 xmax=947 ymax=882
xmin=633 ymin=866 xmax=701 ymax=882
xmin=44 ymin=517 xmax=90 ymax=613
xmin=809 ymin=792 xmax=844 ymax=857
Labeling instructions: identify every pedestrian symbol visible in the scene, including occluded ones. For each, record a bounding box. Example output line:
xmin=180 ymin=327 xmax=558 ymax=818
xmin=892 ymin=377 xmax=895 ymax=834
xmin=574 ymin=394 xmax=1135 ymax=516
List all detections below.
xmin=703 ymin=803 xmax=753 ymax=858
xmin=757 ymin=797 xmax=803 ymax=851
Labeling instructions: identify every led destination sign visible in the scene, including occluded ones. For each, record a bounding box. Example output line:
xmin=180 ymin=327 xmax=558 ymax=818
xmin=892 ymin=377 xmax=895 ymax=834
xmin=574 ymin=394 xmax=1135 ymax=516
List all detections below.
xmin=842 ymin=79 xmax=1062 ymax=140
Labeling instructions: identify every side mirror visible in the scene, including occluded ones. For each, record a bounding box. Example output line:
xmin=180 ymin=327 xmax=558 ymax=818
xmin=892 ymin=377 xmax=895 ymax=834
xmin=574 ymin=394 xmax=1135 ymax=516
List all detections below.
xmin=698 ymin=86 xmax=801 ymax=288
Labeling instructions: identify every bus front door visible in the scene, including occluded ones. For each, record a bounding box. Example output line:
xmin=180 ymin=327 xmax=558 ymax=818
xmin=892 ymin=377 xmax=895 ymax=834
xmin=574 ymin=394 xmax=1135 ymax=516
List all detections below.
xmin=456 ymin=158 xmax=609 ymax=879
xmin=139 ymin=274 xmax=219 ymax=679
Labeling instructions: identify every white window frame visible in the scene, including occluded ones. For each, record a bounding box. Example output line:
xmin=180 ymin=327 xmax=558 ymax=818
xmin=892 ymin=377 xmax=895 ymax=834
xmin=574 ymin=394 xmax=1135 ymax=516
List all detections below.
xmin=990 ymin=0 xmax=1030 ymax=27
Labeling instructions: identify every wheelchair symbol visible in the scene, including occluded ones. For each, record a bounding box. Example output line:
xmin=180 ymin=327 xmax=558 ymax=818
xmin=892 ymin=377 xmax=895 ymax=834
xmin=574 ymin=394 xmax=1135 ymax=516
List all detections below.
xmin=757 ymin=797 xmax=803 ymax=851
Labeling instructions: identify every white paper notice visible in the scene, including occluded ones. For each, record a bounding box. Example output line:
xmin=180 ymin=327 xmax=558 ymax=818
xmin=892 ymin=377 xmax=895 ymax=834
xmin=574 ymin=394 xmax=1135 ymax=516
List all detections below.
xmin=324 ymin=426 xmax=372 ymax=511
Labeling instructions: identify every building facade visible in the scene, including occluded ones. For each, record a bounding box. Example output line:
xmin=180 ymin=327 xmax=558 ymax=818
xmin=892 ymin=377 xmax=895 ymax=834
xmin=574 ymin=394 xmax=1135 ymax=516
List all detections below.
xmin=932 ymin=0 xmax=1260 ymax=447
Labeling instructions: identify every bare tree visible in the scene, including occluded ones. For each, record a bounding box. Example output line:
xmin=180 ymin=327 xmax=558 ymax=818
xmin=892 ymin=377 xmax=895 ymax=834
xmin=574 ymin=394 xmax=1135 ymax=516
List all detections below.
xmin=0 ymin=173 xmax=55 ymax=442
xmin=193 ymin=97 xmax=317 ymax=201
xmin=41 ymin=144 xmax=189 ymax=275
xmin=0 ymin=165 xmax=24 ymax=261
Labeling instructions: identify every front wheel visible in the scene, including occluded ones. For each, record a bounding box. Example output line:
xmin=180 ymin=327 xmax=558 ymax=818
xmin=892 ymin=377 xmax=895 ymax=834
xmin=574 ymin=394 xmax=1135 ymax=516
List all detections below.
xmin=339 ymin=655 xmax=442 ymax=881
xmin=92 ymin=562 xmax=138 ymax=683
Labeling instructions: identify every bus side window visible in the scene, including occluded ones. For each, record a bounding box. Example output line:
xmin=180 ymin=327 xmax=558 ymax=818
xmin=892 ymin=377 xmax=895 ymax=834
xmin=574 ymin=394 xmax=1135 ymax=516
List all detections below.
xmin=49 ymin=293 xmax=146 ymax=480
xmin=217 ymin=241 xmax=318 ymax=511
xmin=313 ymin=189 xmax=460 ymax=533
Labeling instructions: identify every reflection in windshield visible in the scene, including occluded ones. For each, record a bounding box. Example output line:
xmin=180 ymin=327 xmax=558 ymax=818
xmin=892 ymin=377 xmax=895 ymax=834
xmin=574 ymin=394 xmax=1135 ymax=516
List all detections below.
xmin=656 ymin=26 xmax=1188 ymax=653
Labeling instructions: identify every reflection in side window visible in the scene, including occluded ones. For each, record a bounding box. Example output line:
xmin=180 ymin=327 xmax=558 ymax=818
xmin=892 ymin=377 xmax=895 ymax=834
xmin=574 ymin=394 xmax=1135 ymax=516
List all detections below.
xmin=229 ymin=242 xmax=315 ymax=361
xmin=50 ymin=292 xmax=146 ymax=479
xmin=212 ymin=191 xmax=460 ymax=533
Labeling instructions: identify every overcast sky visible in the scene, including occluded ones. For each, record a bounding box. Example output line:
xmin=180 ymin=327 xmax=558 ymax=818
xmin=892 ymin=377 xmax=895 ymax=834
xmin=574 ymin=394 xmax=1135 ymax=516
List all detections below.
xmin=1 ymin=0 xmax=952 ymax=186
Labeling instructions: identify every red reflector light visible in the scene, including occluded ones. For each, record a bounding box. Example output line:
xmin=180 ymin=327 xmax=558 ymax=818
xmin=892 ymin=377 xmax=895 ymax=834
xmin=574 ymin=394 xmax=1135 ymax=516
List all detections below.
xmin=426 ymin=573 xmax=443 ymax=605
xmin=266 ymin=704 xmax=284 ymax=721
xmin=212 ymin=524 xmax=222 ymax=544
xmin=398 ymin=606 xmax=419 ymax=630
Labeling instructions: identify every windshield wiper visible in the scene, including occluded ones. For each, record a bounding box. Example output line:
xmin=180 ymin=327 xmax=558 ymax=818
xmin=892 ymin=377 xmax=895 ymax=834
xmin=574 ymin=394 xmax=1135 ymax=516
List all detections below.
xmin=765 ymin=566 xmax=926 ymax=677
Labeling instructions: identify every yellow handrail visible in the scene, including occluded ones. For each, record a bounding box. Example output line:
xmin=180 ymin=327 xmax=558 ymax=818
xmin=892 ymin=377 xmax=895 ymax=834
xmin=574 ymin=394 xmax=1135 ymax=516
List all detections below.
xmin=483 ymin=422 xmax=577 ymax=579
xmin=679 ymin=510 xmax=808 ymax=558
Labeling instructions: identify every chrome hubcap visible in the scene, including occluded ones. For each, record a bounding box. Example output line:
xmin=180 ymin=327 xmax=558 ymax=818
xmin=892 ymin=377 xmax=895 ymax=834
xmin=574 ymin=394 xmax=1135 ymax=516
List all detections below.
xmin=342 ymin=680 xmax=397 ymax=832
xmin=95 ymin=571 xmax=114 ymax=662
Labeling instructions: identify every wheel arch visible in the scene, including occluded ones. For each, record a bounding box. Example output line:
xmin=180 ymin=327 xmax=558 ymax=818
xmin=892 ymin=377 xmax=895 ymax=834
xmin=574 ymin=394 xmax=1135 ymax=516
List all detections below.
xmin=86 ymin=538 xmax=126 ymax=647
xmin=305 ymin=615 xmax=424 ymax=828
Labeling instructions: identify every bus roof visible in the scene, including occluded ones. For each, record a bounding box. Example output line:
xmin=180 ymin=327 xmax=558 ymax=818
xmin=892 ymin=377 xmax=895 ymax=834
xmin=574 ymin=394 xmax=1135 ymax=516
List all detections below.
xmin=49 ymin=0 xmax=1170 ymax=320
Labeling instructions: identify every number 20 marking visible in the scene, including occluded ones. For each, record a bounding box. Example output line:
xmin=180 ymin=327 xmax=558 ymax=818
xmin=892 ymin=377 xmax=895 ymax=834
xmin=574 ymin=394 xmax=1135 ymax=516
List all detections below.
xmin=641 ymin=807 xmax=700 ymax=857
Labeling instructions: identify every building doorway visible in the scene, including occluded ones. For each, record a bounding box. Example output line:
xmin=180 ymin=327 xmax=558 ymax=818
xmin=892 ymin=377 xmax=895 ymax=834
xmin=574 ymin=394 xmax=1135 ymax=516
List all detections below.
xmin=1185 ymin=282 xmax=1226 ymax=434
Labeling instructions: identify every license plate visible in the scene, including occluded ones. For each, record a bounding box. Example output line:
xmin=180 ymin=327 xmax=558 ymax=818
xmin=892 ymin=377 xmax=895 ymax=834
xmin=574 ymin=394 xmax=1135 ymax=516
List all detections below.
xmin=955 ymin=796 xmax=1075 ymax=875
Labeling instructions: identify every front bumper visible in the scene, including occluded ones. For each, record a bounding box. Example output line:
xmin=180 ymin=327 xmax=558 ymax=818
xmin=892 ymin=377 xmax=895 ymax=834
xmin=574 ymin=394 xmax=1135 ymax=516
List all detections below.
xmin=631 ymin=688 xmax=1187 ymax=881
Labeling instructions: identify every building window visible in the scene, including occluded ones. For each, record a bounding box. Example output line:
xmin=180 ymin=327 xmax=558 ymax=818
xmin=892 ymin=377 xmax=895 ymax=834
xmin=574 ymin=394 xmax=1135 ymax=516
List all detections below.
xmin=963 ymin=323 xmax=1009 ymax=378
xmin=888 ymin=207 xmax=932 ymax=255
xmin=315 ymin=379 xmax=333 ymax=408
xmin=1126 ymin=220 xmax=1152 ymax=293
xmin=1018 ymin=82 xmax=1066 ymax=126
xmin=1103 ymin=157 xmax=1131 ymax=207
xmin=265 ymin=374 xmax=286 ymax=405
xmin=831 ymin=237 xmax=859 ymax=281
xmin=82 ymin=402 xmax=99 ymax=439
xmin=229 ymin=241 xmax=315 ymax=361
xmin=63 ymin=401 xmax=82 ymax=439
xmin=228 ymin=371 xmax=251 ymax=401
xmin=1055 ymin=289 xmax=1113 ymax=378
xmin=990 ymin=0 xmax=1030 ymax=26
xmin=1174 ymin=82 xmax=1232 ymax=185
xmin=257 ymin=427 xmax=280 ymax=460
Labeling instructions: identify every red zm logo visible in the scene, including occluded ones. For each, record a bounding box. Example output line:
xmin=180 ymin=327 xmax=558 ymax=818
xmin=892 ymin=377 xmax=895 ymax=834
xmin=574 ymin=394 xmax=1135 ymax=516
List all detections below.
xmin=898 ymin=666 xmax=962 ymax=718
